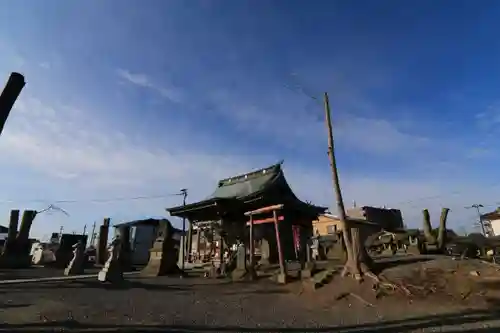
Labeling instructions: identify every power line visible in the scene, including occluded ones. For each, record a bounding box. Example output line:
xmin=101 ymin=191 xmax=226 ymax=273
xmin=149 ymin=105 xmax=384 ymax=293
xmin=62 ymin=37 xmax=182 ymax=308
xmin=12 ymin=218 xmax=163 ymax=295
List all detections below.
xmin=281 ymin=73 xmax=500 ymax=210
xmin=0 ymin=192 xmax=185 ymax=205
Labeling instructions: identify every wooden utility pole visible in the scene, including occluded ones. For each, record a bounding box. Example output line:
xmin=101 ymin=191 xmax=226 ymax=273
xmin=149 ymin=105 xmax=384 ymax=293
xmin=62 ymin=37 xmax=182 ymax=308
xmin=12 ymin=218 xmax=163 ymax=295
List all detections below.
xmin=466 ymin=204 xmax=486 ymax=236
xmin=89 ymin=221 xmax=97 ymax=246
xmin=323 ymin=92 xmax=348 ymax=223
xmin=180 ymin=188 xmax=188 ymax=273
xmin=0 ymin=72 xmax=25 ymax=136
xmin=324 ymin=92 xmax=361 ymax=278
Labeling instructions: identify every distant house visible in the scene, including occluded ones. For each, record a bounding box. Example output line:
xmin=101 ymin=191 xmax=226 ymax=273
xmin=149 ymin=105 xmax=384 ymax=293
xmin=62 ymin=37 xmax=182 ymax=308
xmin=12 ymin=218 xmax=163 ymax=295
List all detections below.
xmin=0 ymin=225 xmax=8 ymax=242
xmin=480 ymin=209 xmax=500 ymax=237
xmin=312 ymin=206 xmax=405 ymax=236
xmin=313 ymin=214 xmax=342 ymax=236
xmin=113 ymin=218 xmax=184 ymax=265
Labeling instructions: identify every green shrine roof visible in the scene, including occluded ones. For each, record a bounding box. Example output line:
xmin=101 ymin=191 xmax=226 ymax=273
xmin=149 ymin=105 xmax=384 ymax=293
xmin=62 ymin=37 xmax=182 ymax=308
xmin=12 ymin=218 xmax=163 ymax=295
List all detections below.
xmin=207 ymin=163 xmax=281 ymax=200
xmin=166 ymin=161 xmax=326 ymax=220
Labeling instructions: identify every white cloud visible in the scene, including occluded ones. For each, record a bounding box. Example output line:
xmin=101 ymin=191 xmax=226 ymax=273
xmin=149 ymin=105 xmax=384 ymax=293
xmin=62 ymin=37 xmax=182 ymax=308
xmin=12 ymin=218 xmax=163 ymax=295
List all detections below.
xmin=0 ymin=92 xmax=493 ymax=238
xmin=116 ymin=68 xmax=184 ymax=103
xmin=39 ymin=62 xmax=51 ymax=69
xmin=476 ymin=102 xmax=500 ymax=129
xmin=206 ymin=88 xmax=435 ymax=156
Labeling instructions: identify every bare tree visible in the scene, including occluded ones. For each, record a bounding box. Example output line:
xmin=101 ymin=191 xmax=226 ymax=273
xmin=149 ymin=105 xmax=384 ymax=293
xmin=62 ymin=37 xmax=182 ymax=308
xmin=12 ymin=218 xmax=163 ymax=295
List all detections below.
xmin=36 ymin=204 xmax=70 ymax=217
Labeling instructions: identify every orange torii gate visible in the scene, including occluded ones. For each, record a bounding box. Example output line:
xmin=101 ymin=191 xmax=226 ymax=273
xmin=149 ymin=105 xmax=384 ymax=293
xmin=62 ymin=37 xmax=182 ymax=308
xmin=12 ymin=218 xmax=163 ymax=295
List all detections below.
xmin=244 ymin=204 xmax=288 ymax=284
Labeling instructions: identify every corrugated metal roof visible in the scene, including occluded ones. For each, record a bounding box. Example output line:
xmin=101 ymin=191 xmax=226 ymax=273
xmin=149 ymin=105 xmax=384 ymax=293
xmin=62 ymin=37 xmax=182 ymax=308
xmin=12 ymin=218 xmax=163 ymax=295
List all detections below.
xmin=113 ymin=218 xmax=162 ymax=228
xmin=322 ymin=213 xmax=340 ymax=220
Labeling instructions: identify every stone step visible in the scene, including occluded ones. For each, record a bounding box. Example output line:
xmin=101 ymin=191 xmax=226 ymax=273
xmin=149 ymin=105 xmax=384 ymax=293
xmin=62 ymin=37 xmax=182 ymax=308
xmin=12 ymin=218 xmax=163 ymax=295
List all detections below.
xmin=306 ymin=268 xmax=336 ymax=290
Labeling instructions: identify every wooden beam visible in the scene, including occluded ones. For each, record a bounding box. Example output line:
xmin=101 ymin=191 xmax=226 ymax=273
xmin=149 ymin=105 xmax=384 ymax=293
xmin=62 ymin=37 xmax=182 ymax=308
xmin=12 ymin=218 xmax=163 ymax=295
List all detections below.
xmin=246 ymin=215 xmax=284 ymax=225
xmin=244 ymin=204 xmax=284 ymax=216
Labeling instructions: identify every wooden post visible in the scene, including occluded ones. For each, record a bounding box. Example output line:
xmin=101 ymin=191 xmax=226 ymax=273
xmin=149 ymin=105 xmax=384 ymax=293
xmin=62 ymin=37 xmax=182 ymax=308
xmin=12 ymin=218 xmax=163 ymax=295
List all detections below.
xmin=219 ymin=234 xmax=224 ymax=268
xmin=324 ymin=92 xmax=347 ymax=223
xmin=89 ymin=221 xmax=97 ymax=246
xmin=187 ymin=221 xmax=193 ymax=262
xmin=96 ymin=218 xmax=110 ymax=265
xmin=2 ymin=209 xmax=19 ymax=255
xmin=118 ymin=226 xmax=132 ymax=271
xmin=16 ymin=210 xmax=37 ymax=255
xmin=249 ymin=214 xmax=254 ymax=269
xmin=196 ymin=229 xmax=201 ymax=262
xmin=273 ymin=210 xmax=285 ymax=277
xmin=0 ymin=72 xmax=25 ymax=136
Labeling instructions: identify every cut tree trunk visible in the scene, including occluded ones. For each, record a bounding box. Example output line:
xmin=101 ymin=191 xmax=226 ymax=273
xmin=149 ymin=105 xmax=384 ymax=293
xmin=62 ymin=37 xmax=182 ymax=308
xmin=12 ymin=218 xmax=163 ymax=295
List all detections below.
xmin=341 ymin=222 xmax=375 ymax=281
xmin=437 ymin=208 xmax=450 ymax=251
xmin=422 ymin=209 xmax=436 ymax=244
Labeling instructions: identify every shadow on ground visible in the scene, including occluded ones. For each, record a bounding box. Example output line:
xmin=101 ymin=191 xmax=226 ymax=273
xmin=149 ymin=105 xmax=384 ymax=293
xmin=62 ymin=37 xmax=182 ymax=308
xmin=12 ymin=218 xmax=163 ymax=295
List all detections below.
xmin=0 ymin=279 xmax=290 ymax=295
xmin=1 ymin=308 xmax=500 ymax=332
xmin=372 ymin=256 xmax=435 ymax=274
xmin=0 ymin=303 xmax=31 ymax=310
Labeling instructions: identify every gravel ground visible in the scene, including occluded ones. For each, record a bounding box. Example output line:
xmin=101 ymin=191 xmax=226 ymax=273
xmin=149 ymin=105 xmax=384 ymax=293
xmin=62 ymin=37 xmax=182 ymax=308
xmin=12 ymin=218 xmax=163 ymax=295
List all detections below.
xmin=1 ymin=272 xmax=500 ymax=333
xmin=1 ymin=257 xmax=500 ymax=332
xmin=0 ymin=266 xmax=143 ymax=281
xmin=0 ymin=267 xmax=102 ymax=281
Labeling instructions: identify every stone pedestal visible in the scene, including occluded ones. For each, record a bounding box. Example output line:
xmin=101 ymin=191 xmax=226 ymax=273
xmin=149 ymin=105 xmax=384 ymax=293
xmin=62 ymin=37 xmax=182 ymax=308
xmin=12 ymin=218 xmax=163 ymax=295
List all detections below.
xmin=117 ymin=226 xmax=132 ymax=271
xmin=141 ymin=220 xmax=179 ymax=277
xmin=276 ymin=273 xmax=288 ymax=284
xmin=231 ymin=244 xmax=253 ymax=281
xmin=258 ymin=239 xmax=270 ymax=266
xmin=98 ymin=238 xmax=123 ymax=283
xmin=286 ymin=261 xmax=301 ymax=279
xmin=301 ymin=261 xmax=315 ymax=279
xmin=96 ymin=218 xmax=110 ymax=265
xmin=177 ymin=235 xmax=186 ymax=268
xmin=32 ymin=246 xmax=44 ymax=265
xmin=64 ymin=242 xmax=85 ymax=276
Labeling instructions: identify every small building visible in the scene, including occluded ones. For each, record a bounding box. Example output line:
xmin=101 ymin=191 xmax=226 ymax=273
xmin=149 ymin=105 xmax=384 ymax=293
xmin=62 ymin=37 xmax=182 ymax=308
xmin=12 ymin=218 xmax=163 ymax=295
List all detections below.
xmin=312 ymin=206 xmax=404 ymax=236
xmin=480 ymin=209 xmax=499 ymax=237
xmin=346 ymin=206 xmax=404 ymax=230
xmin=113 ymin=218 xmax=184 ymax=266
xmin=0 ymin=225 xmax=7 ymax=244
xmin=313 ymin=214 xmax=342 ymax=236
xmin=167 ymin=161 xmax=326 ymax=264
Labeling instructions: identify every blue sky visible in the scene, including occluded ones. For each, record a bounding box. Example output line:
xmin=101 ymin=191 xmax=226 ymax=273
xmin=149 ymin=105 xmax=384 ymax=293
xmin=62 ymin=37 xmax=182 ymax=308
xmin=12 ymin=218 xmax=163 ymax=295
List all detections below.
xmin=0 ymin=0 xmax=499 ymax=238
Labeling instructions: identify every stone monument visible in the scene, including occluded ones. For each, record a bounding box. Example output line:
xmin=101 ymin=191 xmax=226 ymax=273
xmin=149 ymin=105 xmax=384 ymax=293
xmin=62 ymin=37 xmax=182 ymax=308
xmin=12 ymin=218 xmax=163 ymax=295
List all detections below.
xmin=141 ymin=220 xmax=179 ymax=277
xmin=231 ymin=243 xmax=249 ymax=281
xmin=64 ymin=241 xmax=85 ymax=276
xmin=301 ymin=239 xmax=315 ymax=278
xmin=117 ymin=226 xmax=132 ymax=271
xmin=98 ymin=237 xmax=123 ymax=283
xmin=96 ymin=218 xmax=110 ymax=265
xmin=177 ymin=235 xmax=186 ymax=268
xmin=258 ymin=239 xmax=271 ymax=266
